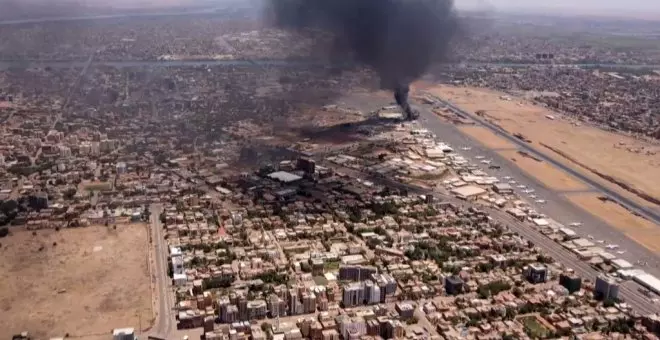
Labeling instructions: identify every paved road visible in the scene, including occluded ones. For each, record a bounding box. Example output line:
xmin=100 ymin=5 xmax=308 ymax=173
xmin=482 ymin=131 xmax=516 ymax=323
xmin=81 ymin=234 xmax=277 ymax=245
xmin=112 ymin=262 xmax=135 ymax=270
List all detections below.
xmin=399 ymin=106 xmax=660 ymax=315
xmin=317 ymin=119 xmax=660 ymax=315
xmin=413 ymin=106 xmax=660 ymax=276
xmin=32 ymin=52 xmax=95 ymax=165
xmin=431 ymin=96 xmax=660 ymax=225
xmin=149 ymin=203 xmax=175 ymax=339
xmin=357 ymin=162 xmax=660 ymax=315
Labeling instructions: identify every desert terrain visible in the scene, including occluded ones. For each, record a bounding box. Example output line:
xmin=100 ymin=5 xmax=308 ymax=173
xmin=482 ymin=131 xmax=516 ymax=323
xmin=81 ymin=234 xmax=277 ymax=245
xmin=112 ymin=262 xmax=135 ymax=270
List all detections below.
xmin=0 ymin=224 xmax=152 ymax=339
xmin=497 ymin=150 xmax=590 ymax=192
xmin=457 ymin=125 xmax=517 ymax=150
xmin=422 ymin=84 xmax=660 ymax=208
xmin=566 ymin=193 xmax=660 ymax=254
xmin=418 ymin=83 xmax=660 ymax=254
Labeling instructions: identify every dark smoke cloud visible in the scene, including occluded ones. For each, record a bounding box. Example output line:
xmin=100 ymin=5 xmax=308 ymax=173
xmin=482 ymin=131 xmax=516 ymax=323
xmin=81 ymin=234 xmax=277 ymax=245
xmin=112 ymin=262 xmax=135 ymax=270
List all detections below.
xmin=268 ymin=0 xmax=459 ymax=119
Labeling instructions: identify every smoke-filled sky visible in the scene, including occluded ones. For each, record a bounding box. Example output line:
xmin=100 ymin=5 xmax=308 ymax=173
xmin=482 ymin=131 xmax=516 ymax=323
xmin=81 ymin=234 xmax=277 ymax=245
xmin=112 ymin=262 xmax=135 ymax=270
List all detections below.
xmin=2 ymin=0 xmax=659 ymax=18
xmin=457 ymin=0 xmax=660 ymax=15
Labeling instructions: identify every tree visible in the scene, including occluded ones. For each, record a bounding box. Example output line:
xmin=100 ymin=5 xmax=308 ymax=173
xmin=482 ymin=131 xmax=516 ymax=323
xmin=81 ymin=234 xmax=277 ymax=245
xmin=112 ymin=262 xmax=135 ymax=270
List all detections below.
xmin=0 ymin=199 xmax=17 ymax=215
xmin=603 ymin=298 xmax=616 ymax=308
xmin=0 ymin=227 xmax=8 ymax=238
xmin=536 ymin=254 xmax=554 ymax=264
xmin=261 ymin=322 xmax=272 ymax=332
xmin=63 ymin=188 xmax=77 ymax=200
xmin=513 ymin=287 xmax=523 ymax=298
xmin=466 ymin=318 xmax=479 ymax=327
xmin=366 ymin=237 xmax=382 ymax=250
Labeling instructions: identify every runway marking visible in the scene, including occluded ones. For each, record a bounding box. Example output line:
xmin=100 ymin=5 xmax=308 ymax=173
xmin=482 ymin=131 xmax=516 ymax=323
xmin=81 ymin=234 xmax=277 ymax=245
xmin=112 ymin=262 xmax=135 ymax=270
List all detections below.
xmin=555 ymin=189 xmax=599 ymax=194
xmin=457 ymin=125 xmax=517 ymax=149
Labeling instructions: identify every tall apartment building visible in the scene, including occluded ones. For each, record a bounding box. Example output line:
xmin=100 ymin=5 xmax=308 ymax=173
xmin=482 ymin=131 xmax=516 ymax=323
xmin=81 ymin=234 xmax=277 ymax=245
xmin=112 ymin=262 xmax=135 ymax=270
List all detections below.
xmin=342 ymin=282 xmax=365 ymax=307
xmin=339 ymin=265 xmax=378 ymax=281
xmin=595 ymin=275 xmax=620 ymax=301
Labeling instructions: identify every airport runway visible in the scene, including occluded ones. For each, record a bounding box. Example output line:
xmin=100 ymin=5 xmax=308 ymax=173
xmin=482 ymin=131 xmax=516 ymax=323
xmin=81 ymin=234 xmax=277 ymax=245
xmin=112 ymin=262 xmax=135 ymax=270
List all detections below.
xmin=402 ymin=103 xmax=660 ymax=314
xmin=414 ymin=101 xmax=660 ymax=277
xmin=435 ymin=97 xmax=660 ymax=223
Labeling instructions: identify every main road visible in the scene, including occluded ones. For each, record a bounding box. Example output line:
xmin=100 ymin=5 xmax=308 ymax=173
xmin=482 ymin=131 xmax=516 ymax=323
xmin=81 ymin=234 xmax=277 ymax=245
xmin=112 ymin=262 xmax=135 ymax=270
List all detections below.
xmin=359 ymin=166 xmax=660 ymax=315
xmin=321 ymin=136 xmax=660 ymax=315
xmin=149 ymin=203 xmax=175 ymax=339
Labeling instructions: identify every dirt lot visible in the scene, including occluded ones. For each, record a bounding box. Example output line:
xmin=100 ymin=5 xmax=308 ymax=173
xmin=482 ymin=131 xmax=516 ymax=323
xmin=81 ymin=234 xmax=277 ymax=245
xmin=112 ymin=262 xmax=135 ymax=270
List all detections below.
xmin=498 ymin=150 xmax=590 ymax=192
xmin=565 ymin=193 xmax=660 ymax=254
xmin=422 ymin=84 xmax=660 ymax=209
xmin=0 ymin=224 xmax=152 ymax=339
xmin=457 ymin=125 xmax=517 ymax=150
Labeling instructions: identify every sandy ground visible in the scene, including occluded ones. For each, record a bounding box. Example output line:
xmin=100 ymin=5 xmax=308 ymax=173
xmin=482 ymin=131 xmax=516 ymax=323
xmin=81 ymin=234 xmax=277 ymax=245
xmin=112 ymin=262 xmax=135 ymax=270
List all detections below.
xmin=565 ymin=193 xmax=660 ymax=254
xmin=0 ymin=225 xmax=152 ymax=339
xmin=498 ymin=150 xmax=590 ymax=192
xmin=458 ymin=125 xmax=518 ymax=150
xmin=422 ymin=84 xmax=660 ymax=209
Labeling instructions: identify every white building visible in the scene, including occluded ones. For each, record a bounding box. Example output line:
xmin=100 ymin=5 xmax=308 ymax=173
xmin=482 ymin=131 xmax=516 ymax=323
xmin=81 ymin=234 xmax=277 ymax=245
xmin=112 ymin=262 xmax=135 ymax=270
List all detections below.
xmin=370 ymin=284 xmax=381 ymax=305
xmin=170 ymin=246 xmax=184 ymax=275
xmin=112 ymin=328 xmax=135 ymax=340
xmin=59 ymin=145 xmax=72 ymax=158
xmin=339 ymin=316 xmax=366 ymax=340
xmin=90 ymin=141 xmax=100 ymax=156
xmin=116 ymin=162 xmax=127 ymax=175
xmin=79 ymin=142 xmax=91 ymax=155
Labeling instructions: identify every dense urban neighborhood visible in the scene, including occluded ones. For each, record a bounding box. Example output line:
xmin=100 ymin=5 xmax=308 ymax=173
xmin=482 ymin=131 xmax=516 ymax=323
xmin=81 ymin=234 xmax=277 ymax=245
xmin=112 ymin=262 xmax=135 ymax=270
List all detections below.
xmin=2 ymin=2 xmax=660 ymax=340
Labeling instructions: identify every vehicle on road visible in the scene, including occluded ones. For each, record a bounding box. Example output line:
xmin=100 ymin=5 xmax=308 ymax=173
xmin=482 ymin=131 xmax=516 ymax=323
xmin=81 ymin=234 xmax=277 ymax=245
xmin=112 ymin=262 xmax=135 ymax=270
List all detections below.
xmin=480 ymin=159 xmax=492 ymax=164
xmin=461 ymin=146 xmax=472 ymax=151
xmin=617 ymin=250 xmax=626 ymax=254
xmin=535 ymin=199 xmax=547 ymax=204
xmin=517 ymin=185 xmax=526 ymax=189
xmin=475 ymin=155 xmax=485 ymax=159
xmin=503 ymin=176 xmax=512 ymax=180
xmin=508 ymin=180 xmax=517 ymax=184
xmin=606 ymin=244 xmax=620 ymax=249
xmin=597 ymin=240 xmax=605 ymax=243
xmin=569 ymin=222 xmax=583 ymax=227
xmin=588 ymin=235 xmax=594 ymax=239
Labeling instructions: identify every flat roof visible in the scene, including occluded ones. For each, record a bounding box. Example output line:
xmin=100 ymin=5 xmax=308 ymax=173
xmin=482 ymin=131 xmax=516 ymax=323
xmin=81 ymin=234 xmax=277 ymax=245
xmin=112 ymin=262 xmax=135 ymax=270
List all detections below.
xmin=533 ymin=218 xmax=550 ymax=226
xmin=268 ymin=171 xmax=302 ymax=183
xmin=112 ymin=328 xmax=135 ymax=335
xmin=450 ymin=185 xmax=486 ymax=198
xmin=341 ymin=254 xmax=366 ymax=265
xmin=573 ymin=238 xmax=595 ymax=248
xmin=611 ymin=258 xmax=633 ymax=269
xmin=493 ymin=183 xmax=513 ymax=190
xmin=634 ymin=273 xmax=660 ymax=294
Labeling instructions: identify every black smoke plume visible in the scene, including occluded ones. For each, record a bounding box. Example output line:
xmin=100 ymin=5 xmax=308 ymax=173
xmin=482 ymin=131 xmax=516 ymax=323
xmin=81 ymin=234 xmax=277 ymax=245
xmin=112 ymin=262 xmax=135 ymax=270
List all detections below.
xmin=268 ymin=0 xmax=459 ymax=120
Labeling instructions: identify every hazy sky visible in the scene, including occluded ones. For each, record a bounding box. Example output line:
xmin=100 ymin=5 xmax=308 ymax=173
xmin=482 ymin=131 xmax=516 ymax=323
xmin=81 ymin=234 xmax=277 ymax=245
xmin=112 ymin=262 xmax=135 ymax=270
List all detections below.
xmin=456 ymin=0 xmax=660 ymax=15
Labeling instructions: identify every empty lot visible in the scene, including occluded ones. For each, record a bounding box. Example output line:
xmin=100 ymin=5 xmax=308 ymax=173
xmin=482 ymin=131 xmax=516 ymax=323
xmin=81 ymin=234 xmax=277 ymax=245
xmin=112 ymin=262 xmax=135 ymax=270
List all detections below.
xmin=0 ymin=224 xmax=152 ymax=339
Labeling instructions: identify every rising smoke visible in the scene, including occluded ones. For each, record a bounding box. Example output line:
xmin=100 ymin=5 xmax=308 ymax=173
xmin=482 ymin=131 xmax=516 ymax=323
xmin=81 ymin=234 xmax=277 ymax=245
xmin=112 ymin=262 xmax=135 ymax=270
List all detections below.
xmin=268 ymin=0 xmax=459 ymax=120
